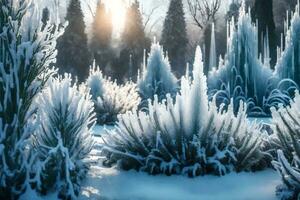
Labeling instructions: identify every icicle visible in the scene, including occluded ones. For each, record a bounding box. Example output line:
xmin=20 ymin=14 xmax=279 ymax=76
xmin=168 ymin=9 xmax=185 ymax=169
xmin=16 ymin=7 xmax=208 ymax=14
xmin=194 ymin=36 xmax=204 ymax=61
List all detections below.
xmin=185 ymin=62 xmax=190 ymax=78
xmin=280 ymin=33 xmax=284 ymax=53
xmin=137 ymin=69 xmax=141 ymax=82
xmin=128 ymin=54 xmax=133 ymax=80
xmin=142 ymin=49 xmax=147 ymax=74
xmin=277 ymin=47 xmax=281 ymax=62
xmin=292 ymin=46 xmax=295 ymax=80
xmin=218 ymin=55 xmax=224 ymax=69
xmin=263 ymin=28 xmax=270 ymax=68
xmin=209 ymin=23 xmax=217 ymax=71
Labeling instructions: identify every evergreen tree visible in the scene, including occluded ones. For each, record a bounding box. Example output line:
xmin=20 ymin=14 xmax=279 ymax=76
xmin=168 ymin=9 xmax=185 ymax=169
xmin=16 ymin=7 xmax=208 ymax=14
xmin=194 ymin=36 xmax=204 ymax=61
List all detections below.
xmin=56 ymin=0 xmax=91 ymax=82
xmin=252 ymin=0 xmax=277 ymax=68
xmin=161 ymin=0 xmax=188 ymax=76
xmin=118 ymin=0 xmax=150 ymax=80
xmin=0 ymin=0 xmax=63 ymax=198
xmin=91 ymin=1 xmax=113 ymax=72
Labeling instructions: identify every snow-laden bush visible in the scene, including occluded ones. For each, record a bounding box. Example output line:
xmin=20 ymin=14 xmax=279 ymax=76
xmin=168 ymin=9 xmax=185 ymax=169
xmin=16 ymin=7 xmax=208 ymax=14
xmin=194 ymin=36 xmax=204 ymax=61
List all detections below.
xmin=102 ymin=47 xmax=268 ymax=177
xmin=87 ymin=64 xmax=140 ymax=125
xmin=275 ymin=1 xmax=300 ymax=87
xmin=0 ymin=0 xmax=64 ymax=198
xmin=138 ymin=42 xmax=178 ymax=108
xmin=208 ymin=4 xmax=295 ymax=117
xmin=31 ymin=75 xmax=95 ymax=199
xmin=271 ymin=91 xmax=300 ymax=199
xmin=271 ymin=91 xmax=300 ymax=161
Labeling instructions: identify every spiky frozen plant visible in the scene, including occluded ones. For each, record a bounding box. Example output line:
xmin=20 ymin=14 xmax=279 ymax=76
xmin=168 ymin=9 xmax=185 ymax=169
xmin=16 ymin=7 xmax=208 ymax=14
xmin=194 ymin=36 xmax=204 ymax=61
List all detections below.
xmin=31 ymin=75 xmax=95 ymax=199
xmin=0 ymin=0 xmax=64 ymax=198
xmin=275 ymin=1 xmax=300 ymax=86
xmin=138 ymin=42 xmax=178 ymax=108
xmin=270 ymin=90 xmax=300 ymax=161
xmin=86 ymin=63 xmax=140 ymax=125
xmin=271 ymin=91 xmax=300 ymax=199
xmin=102 ymin=47 xmax=268 ymax=177
xmin=208 ymin=3 xmax=294 ymax=117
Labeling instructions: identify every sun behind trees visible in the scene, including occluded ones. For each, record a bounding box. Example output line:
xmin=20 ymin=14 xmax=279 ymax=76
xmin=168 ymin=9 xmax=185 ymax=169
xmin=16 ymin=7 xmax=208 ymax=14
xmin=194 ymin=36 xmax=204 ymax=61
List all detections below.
xmin=91 ymin=1 xmax=113 ymax=74
xmin=56 ymin=0 xmax=91 ymax=82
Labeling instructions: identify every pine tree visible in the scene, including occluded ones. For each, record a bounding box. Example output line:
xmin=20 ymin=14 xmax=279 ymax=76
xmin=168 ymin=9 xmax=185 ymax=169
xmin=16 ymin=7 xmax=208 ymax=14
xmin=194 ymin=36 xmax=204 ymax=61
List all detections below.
xmin=91 ymin=1 xmax=113 ymax=72
xmin=252 ymin=0 xmax=277 ymax=68
xmin=161 ymin=0 xmax=188 ymax=76
xmin=56 ymin=0 xmax=91 ymax=82
xmin=0 ymin=0 xmax=64 ymax=198
xmin=118 ymin=0 xmax=150 ymax=80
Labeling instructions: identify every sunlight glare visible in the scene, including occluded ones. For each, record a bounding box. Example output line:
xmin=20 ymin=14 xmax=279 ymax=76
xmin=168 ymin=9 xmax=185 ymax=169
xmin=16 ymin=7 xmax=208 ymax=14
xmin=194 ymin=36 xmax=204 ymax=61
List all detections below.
xmin=103 ymin=0 xmax=128 ymax=37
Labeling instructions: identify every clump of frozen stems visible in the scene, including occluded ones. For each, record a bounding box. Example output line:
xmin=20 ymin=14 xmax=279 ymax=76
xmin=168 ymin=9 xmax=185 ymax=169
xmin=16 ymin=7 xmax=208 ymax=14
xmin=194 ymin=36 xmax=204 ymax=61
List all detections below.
xmin=31 ymin=75 xmax=95 ymax=199
xmin=102 ymin=47 xmax=269 ymax=177
xmin=87 ymin=64 xmax=140 ymax=125
xmin=272 ymin=91 xmax=300 ymax=200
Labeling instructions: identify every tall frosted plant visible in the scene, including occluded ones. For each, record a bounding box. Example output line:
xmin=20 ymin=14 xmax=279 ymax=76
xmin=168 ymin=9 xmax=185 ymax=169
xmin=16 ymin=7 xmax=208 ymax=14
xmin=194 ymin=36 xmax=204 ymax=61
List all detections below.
xmin=208 ymin=4 xmax=293 ymax=117
xmin=102 ymin=47 xmax=268 ymax=177
xmin=32 ymin=75 xmax=95 ymax=199
xmin=275 ymin=1 xmax=300 ymax=87
xmin=272 ymin=91 xmax=300 ymax=200
xmin=138 ymin=42 xmax=178 ymax=108
xmin=0 ymin=0 xmax=63 ymax=198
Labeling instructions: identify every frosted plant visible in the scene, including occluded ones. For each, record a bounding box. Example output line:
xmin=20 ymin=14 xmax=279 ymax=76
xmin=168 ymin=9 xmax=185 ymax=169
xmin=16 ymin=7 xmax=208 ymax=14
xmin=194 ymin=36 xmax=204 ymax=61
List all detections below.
xmin=208 ymin=4 xmax=295 ymax=117
xmin=31 ymin=75 xmax=95 ymax=199
xmin=138 ymin=42 xmax=178 ymax=108
xmin=102 ymin=47 xmax=268 ymax=177
xmin=0 ymin=0 xmax=64 ymax=198
xmin=271 ymin=91 xmax=300 ymax=199
xmin=87 ymin=64 xmax=140 ymax=125
xmin=271 ymin=91 xmax=300 ymax=161
xmin=275 ymin=1 xmax=300 ymax=86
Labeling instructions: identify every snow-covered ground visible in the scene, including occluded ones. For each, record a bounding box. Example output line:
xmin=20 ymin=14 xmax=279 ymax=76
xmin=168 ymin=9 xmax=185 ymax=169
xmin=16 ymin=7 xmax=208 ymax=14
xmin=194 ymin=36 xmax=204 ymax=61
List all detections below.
xmin=22 ymin=125 xmax=281 ymax=200
xmin=80 ymin=165 xmax=280 ymax=200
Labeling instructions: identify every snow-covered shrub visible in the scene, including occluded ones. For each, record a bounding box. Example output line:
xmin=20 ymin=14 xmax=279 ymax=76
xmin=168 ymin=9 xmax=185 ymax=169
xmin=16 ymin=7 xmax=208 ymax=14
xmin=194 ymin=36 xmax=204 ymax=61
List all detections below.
xmin=87 ymin=64 xmax=140 ymax=125
xmin=31 ymin=75 xmax=95 ymax=199
xmin=0 ymin=0 xmax=63 ymax=198
xmin=275 ymin=1 xmax=300 ymax=86
xmin=271 ymin=90 xmax=300 ymax=199
xmin=102 ymin=47 xmax=268 ymax=177
xmin=208 ymin=4 xmax=295 ymax=117
xmin=271 ymin=90 xmax=300 ymax=161
xmin=138 ymin=42 xmax=178 ymax=108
